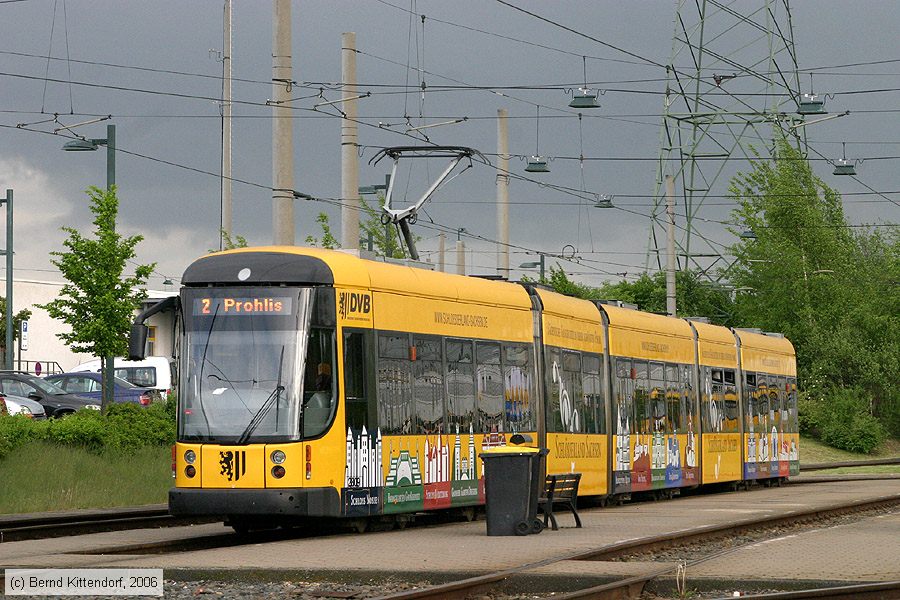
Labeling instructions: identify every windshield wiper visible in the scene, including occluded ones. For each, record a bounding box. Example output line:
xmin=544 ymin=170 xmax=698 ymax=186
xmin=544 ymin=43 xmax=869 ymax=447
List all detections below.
xmin=236 ymin=346 xmax=285 ymax=445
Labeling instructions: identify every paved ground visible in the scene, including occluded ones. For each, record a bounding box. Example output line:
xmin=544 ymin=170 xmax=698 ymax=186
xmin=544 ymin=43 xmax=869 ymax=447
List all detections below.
xmin=1 ymin=479 xmax=898 ymax=587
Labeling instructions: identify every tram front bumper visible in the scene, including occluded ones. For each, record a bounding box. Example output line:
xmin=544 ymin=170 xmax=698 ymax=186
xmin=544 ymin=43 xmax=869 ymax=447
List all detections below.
xmin=169 ymin=487 xmax=341 ymax=518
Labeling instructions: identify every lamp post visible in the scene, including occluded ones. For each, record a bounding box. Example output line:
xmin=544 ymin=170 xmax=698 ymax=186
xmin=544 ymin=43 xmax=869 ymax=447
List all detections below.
xmin=519 ymin=254 xmax=545 ymax=281
xmin=358 ymin=175 xmax=391 ymax=253
xmin=62 ymin=123 xmax=116 ymax=411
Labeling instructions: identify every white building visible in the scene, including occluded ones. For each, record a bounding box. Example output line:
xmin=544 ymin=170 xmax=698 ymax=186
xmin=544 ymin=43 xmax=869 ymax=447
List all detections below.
xmin=0 ymin=278 xmax=176 ymax=372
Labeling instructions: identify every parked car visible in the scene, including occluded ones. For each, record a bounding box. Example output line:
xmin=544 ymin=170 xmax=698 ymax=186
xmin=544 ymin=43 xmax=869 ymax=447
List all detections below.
xmin=0 ymin=393 xmax=47 ymax=419
xmin=0 ymin=371 xmax=99 ymax=417
xmin=44 ymin=372 xmax=154 ymax=406
xmin=70 ymin=356 xmax=174 ymax=400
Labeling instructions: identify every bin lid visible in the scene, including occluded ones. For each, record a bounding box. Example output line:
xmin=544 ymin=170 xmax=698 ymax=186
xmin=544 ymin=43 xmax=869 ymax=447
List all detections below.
xmin=479 ymin=445 xmax=542 ymax=456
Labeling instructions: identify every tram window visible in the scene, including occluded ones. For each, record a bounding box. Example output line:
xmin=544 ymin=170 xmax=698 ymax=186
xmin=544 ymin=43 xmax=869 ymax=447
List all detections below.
xmin=303 ymin=328 xmax=338 ymax=438
xmin=788 ymin=378 xmax=798 ymax=434
xmin=476 ymin=342 xmax=503 ymax=434
xmin=649 ymin=362 xmax=667 ymax=434
xmin=665 ymin=364 xmax=682 ymax=433
xmin=547 ymin=348 xmax=562 ymax=432
xmin=722 ymin=369 xmax=738 ymax=433
xmin=702 ymin=367 xmax=726 ymax=433
xmin=582 ymin=354 xmax=603 ymax=434
xmin=377 ymin=333 xmax=413 ymax=435
xmin=414 ymin=336 xmax=444 ymax=435
xmin=446 ymin=339 xmax=475 ymax=432
xmin=614 ymin=357 xmax=633 ymax=438
xmin=775 ymin=377 xmax=788 ymax=431
xmin=343 ymin=330 xmax=376 ymax=432
xmin=633 ymin=360 xmax=650 ymax=435
xmin=744 ymin=371 xmax=757 ymax=433
xmin=548 ymin=348 xmax=581 ymax=433
xmin=680 ymin=364 xmax=695 ymax=435
xmin=756 ymin=375 xmax=769 ymax=429
xmin=562 ymin=350 xmax=584 ymax=433
xmin=379 ymin=333 xmax=409 ymax=360
xmin=503 ymin=343 xmax=535 ymax=432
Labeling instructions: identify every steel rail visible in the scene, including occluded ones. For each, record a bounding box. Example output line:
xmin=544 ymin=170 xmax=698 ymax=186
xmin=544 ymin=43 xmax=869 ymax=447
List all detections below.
xmin=735 ymin=581 xmax=900 ymax=599
xmin=375 ymin=493 xmax=900 ymax=600
xmin=0 ymin=506 xmax=206 ymax=543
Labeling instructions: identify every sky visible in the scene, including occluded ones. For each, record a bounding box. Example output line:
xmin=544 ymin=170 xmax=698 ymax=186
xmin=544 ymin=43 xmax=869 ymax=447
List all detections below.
xmin=0 ymin=0 xmax=898 ymax=290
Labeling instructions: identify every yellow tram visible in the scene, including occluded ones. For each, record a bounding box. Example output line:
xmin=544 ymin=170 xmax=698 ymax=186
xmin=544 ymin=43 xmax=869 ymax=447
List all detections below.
xmin=129 ymin=247 xmax=798 ymax=529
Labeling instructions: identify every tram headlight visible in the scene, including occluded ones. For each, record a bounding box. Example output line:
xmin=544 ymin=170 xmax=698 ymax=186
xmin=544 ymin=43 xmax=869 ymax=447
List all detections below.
xmin=271 ymin=465 xmax=286 ymax=479
xmin=271 ymin=450 xmax=286 ymax=464
xmin=185 ymin=465 xmax=196 ymax=478
xmin=184 ymin=450 xmax=197 ymax=464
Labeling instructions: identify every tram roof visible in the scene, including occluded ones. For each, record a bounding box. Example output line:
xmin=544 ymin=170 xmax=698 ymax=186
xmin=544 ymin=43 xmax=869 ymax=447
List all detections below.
xmin=600 ymin=303 xmax=694 ymax=338
xmin=689 ymin=319 xmax=736 ymax=345
xmin=187 ymin=247 xmax=532 ymax=309
xmin=534 ymin=288 xmax=603 ymax=323
xmin=734 ymin=329 xmax=795 ymax=356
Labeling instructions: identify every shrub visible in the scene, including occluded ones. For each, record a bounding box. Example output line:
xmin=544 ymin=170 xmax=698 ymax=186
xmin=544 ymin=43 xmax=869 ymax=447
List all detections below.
xmin=104 ymin=403 xmax=175 ymax=451
xmin=0 ymin=414 xmax=41 ymax=457
xmin=818 ymin=387 xmax=886 ymax=454
xmin=45 ymin=409 xmax=108 ymax=451
xmin=797 ymin=391 xmax=823 ymax=437
xmin=0 ymin=401 xmax=176 ymax=460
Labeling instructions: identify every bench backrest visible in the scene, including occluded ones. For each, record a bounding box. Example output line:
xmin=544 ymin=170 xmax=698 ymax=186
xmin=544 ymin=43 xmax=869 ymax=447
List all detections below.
xmin=545 ymin=473 xmax=581 ymax=498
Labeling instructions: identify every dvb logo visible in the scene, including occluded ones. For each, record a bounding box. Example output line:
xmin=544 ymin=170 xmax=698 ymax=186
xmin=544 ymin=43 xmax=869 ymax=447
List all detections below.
xmin=339 ymin=292 xmax=371 ymax=320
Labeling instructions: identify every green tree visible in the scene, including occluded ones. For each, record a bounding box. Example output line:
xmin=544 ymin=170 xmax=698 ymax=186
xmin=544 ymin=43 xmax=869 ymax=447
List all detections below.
xmin=0 ymin=297 xmax=32 ymax=366
xmin=305 ymin=213 xmax=341 ymax=249
xmin=544 ymin=264 xmax=603 ymax=300
xmin=359 ymin=195 xmax=413 ymax=259
xmin=728 ymin=136 xmax=899 ymax=443
xmin=597 ymin=270 xmax=735 ymax=324
xmin=210 ymin=229 xmax=249 ymax=253
xmin=39 ymin=186 xmax=155 ymax=410
xmin=306 ymin=197 xmax=417 ymax=259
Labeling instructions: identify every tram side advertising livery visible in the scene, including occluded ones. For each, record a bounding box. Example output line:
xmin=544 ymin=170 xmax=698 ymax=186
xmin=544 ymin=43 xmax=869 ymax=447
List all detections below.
xmin=132 ymin=247 xmax=798 ymax=528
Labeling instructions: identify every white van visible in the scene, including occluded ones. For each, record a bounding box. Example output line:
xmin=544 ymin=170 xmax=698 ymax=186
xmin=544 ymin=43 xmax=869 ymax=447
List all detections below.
xmin=70 ymin=356 xmax=175 ymax=398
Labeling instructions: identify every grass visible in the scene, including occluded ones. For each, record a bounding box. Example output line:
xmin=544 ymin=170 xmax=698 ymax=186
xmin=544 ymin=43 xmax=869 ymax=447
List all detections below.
xmin=0 ymin=442 xmax=172 ymax=514
xmin=800 ymin=435 xmax=900 ymax=464
xmin=814 ymin=465 xmax=900 ymax=475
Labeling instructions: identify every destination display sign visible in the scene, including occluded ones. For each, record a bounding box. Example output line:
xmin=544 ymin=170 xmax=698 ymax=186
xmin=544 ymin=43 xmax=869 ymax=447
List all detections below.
xmin=193 ymin=297 xmax=292 ymax=316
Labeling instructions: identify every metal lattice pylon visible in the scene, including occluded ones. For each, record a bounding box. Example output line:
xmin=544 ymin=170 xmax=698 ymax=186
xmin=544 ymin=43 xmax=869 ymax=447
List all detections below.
xmin=648 ymin=0 xmax=803 ymax=278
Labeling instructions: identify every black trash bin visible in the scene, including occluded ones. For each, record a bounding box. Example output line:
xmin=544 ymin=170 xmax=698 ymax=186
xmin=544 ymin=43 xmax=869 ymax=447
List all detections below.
xmin=479 ymin=446 xmax=548 ymax=536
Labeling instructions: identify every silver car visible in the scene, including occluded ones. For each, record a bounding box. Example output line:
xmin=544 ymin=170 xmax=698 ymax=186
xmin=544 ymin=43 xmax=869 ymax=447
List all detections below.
xmin=1 ymin=393 xmax=47 ymax=419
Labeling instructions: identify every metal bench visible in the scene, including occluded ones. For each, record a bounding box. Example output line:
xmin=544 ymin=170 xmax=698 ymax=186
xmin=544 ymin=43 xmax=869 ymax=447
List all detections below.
xmin=538 ymin=472 xmax=582 ymax=531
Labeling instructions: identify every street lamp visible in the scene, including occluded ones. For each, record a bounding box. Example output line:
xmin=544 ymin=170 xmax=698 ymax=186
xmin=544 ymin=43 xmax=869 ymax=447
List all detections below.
xmin=519 ymin=254 xmax=545 ymax=280
xmin=61 ymin=123 xmax=116 ymax=411
xmin=358 ymin=175 xmax=391 ymax=252
xmin=62 ymin=124 xmax=116 ymax=190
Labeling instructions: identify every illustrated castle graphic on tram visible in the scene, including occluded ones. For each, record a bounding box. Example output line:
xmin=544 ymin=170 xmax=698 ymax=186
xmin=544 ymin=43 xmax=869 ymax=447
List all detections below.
xmin=345 ymin=426 xmax=383 ymax=488
xmin=422 ymin=424 xmax=478 ymax=484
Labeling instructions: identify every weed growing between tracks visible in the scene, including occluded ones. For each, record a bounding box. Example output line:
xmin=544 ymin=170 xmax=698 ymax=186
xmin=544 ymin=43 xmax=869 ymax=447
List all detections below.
xmin=0 ymin=442 xmax=171 ymax=513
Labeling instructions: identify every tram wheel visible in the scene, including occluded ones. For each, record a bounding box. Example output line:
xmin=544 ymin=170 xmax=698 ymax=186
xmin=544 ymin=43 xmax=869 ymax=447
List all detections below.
xmin=350 ymin=518 xmax=368 ymax=534
xmin=228 ymin=518 xmax=250 ymax=535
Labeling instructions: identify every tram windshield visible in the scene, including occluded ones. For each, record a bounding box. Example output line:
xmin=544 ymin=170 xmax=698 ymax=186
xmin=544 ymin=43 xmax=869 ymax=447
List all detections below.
xmin=179 ymin=287 xmax=314 ymax=443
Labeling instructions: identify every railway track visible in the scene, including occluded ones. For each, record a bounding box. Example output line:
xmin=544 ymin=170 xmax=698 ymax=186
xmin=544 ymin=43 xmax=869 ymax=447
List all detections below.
xmin=0 ymin=505 xmax=209 ymax=543
xmin=0 ymin=459 xmax=896 ymax=544
xmin=374 ymin=493 xmax=900 ymax=600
